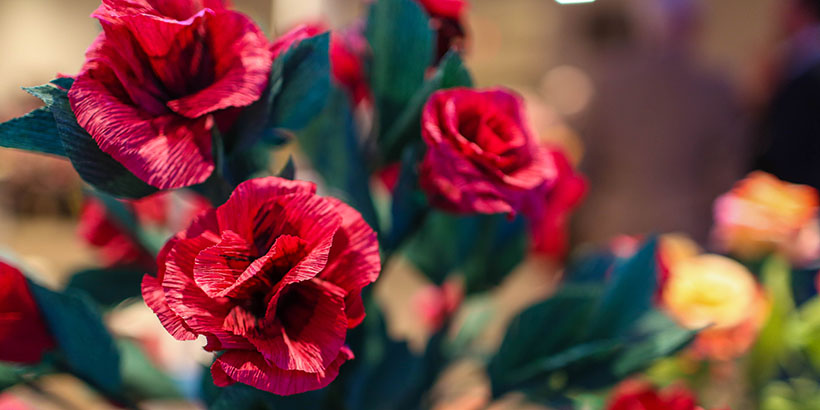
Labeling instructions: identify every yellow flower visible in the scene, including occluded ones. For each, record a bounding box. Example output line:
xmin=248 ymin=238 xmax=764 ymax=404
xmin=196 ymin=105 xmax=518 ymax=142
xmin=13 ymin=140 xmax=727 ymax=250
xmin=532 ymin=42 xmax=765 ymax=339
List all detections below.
xmin=713 ymin=171 xmax=819 ymax=262
xmin=663 ymin=254 xmax=757 ymax=330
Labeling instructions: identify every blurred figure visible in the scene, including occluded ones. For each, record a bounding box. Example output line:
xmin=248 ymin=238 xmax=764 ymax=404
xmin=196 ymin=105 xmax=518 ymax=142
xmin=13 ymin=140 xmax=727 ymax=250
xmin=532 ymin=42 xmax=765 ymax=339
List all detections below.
xmin=573 ymin=0 xmax=749 ymax=245
xmin=757 ymin=0 xmax=820 ymax=190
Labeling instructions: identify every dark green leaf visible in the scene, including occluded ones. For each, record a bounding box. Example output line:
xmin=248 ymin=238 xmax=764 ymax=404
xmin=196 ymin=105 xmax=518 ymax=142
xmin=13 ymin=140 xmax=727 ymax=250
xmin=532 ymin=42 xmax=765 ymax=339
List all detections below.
xmin=66 ymin=268 xmax=146 ymax=308
xmin=25 ymin=80 xmax=158 ymax=199
xmin=270 ymin=33 xmax=331 ymax=133
xmin=612 ymin=312 xmax=696 ymax=377
xmin=461 ymin=214 xmax=528 ymax=294
xmin=586 ymin=238 xmax=659 ymax=339
xmin=296 ymin=87 xmax=378 ymax=229
xmin=488 ymin=285 xmax=601 ymax=397
xmin=0 ymin=106 xmax=65 ymax=156
xmin=403 ymin=211 xmax=475 ymax=284
xmin=28 ymin=282 xmax=122 ymax=396
xmin=384 ymin=143 xmax=427 ymax=252
xmin=380 ymin=51 xmax=473 ymax=162
xmin=276 ymin=156 xmax=296 ymax=180
xmin=367 ymin=0 xmax=434 ymax=134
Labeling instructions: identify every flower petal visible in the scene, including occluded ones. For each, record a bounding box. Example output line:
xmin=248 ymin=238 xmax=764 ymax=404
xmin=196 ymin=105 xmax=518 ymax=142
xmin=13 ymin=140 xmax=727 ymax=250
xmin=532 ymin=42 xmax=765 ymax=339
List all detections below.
xmin=70 ymin=70 xmax=215 ymax=189
xmin=210 ymin=346 xmax=353 ymax=395
xmin=141 ymin=274 xmax=197 ymax=340
xmin=166 ymin=11 xmax=273 ymax=118
xmin=193 ymin=230 xmax=255 ymax=298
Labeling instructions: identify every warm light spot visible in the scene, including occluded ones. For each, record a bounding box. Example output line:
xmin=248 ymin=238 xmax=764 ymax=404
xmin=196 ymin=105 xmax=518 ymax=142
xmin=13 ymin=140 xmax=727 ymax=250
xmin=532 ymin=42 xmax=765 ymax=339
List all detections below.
xmin=555 ymin=0 xmax=596 ymax=4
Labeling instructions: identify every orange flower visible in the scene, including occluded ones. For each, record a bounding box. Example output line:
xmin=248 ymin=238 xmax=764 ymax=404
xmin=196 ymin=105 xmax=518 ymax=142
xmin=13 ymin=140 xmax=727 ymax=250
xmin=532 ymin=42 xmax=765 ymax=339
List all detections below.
xmin=660 ymin=243 xmax=769 ymax=360
xmin=712 ymin=172 xmax=820 ymax=263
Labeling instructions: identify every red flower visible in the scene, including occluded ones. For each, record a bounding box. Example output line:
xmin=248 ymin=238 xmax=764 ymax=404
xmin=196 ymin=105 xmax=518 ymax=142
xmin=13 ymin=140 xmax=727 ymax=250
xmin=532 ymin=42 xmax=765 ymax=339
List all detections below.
xmin=416 ymin=0 xmax=468 ymax=60
xmin=79 ymin=192 xmax=210 ymax=268
xmin=419 ymin=88 xmax=552 ymax=216
xmin=608 ymin=380 xmax=721 ymax=410
xmin=412 ymin=280 xmax=463 ymax=332
xmin=141 ymin=177 xmax=381 ymax=395
xmin=529 ymin=150 xmax=586 ymax=259
xmin=0 ymin=260 xmax=56 ymax=364
xmin=417 ymin=0 xmax=467 ymax=19
xmin=69 ymin=0 xmax=274 ymax=189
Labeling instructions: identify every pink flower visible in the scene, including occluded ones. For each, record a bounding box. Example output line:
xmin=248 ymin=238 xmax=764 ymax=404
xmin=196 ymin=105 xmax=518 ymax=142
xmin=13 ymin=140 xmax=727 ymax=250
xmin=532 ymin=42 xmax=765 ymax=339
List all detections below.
xmin=69 ymin=0 xmax=274 ymax=189
xmin=528 ymin=150 xmax=586 ymax=260
xmin=0 ymin=260 xmax=56 ymax=364
xmin=419 ymin=88 xmax=552 ymax=216
xmin=412 ymin=280 xmax=463 ymax=332
xmin=141 ymin=177 xmax=381 ymax=395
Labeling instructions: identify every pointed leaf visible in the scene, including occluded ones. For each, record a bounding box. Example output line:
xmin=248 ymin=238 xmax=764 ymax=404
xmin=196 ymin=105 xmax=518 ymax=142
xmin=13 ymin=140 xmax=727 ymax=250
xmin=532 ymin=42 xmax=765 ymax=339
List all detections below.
xmin=0 ymin=106 xmax=65 ymax=157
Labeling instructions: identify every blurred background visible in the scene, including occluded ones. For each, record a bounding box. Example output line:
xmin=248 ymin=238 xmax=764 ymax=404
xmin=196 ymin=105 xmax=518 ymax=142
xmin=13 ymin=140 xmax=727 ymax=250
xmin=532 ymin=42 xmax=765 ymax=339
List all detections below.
xmin=0 ymin=0 xmax=795 ymax=277
xmin=0 ymin=0 xmax=814 ymax=408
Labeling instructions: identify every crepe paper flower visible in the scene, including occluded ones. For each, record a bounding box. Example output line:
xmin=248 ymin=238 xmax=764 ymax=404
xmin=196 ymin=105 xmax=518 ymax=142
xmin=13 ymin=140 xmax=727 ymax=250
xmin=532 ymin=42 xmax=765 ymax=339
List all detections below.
xmin=78 ymin=191 xmax=210 ymax=268
xmin=689 ymin=287 xmax=769 ymax=361
xmin=412 ymin=280 xmax=463 ymax=332
xmin=607 ymin=380 xmax=727 ymax=410
xmin=663 ymin=254 xmax=758 ymax=330
xmin=142 ymin=177 xmax=380 ymax=395
xmin=419 ymin=88 xmax=553 ymax=216
xmin=528 ymin=149 xmax=586 ymax=260
xmin=416 ymin=0 xmax=468 ymax=60
xmin=712 ymin=171 xmax=820 ymax=264
xmin=69 ymin=0 xmax=274 ymax=189
xmin=659 ymin=236 xmax=771 ymax=360
xmin=0 ymin=260 xmax=56 ymax=364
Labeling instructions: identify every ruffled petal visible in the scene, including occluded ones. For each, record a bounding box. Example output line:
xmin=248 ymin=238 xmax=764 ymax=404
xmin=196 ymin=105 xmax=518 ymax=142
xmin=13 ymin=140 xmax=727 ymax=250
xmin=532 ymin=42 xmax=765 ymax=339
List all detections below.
xmin=141 ymin=274 xmax=197 ymax=340
xmin=210 ymin=346 xmax=354 ymax=396
xmin=250 ymin=279 xmax=348 ymax=373
xmin=193 ymin=230 xmax=255 ymax=297
xmin=70 ymin=70 xmax=215 ymax=189
xmin=318 ymin=198 xmax=381 ymax=327
xmin=216 ymin=177 xmax=316 ymax=236
xmin=166 ymin=11 xmax=273 ymax=118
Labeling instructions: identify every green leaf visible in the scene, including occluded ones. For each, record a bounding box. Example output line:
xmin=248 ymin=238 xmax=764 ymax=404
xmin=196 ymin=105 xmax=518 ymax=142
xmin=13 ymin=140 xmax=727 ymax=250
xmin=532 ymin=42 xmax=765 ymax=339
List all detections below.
xmin=65 ymin=268 xmax=146 ymax=308
xmin=384 ymin=143 xmax=427 ymax=252
xmin=28 ymin=282 xmax=122 ymax=396
xmin=380 ymin=51 xmax=473 ymax=163
xmin=296 ymin=86 xmax=378 ymax=229
xmin=118 ymin=339 xmax=181 ymax=400
xmin=366 ymin=0 xmax=434 ymax=135
xmin=750 ymin=255 xmax=796 ymax=388
xmin=488 ymin=285 xmax=601 ymax=397
xmin=270 ymin=33 xmax=331 ymax=133
xmin=24 ymin=80 xmax=158 ymax=199
xmin=461 ymin=214 xmax=528 ymax=294
xmin=586 ymin=238 xmax=659 ymax=339
xmin=612 ymin=311 xmax=696 ymax=377
xmin=0 ymin=106 xmax=66 ymax=157
xmin=403 ymin=211 xmax=475 ymax=284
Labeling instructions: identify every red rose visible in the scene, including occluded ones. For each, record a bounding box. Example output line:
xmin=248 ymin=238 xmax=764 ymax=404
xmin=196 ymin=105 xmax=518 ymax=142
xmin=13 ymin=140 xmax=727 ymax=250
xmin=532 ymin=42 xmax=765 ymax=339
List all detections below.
xmin=417 ymin=0 xmax=467 ymax=20
xmin=69 ymin=0 xmax=274 ymax=189
xmin=79 ymin=192 xmax=210 ymax=268
xmin=419 ymin=88 xmax=552 ymax=216
xmin=141 ymin=177 xmax=381 ymax=395
xmin=0 ymin=260 xmax=56 ymax=364
xmin=529 ymin=149 xmax=586 ymax=259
